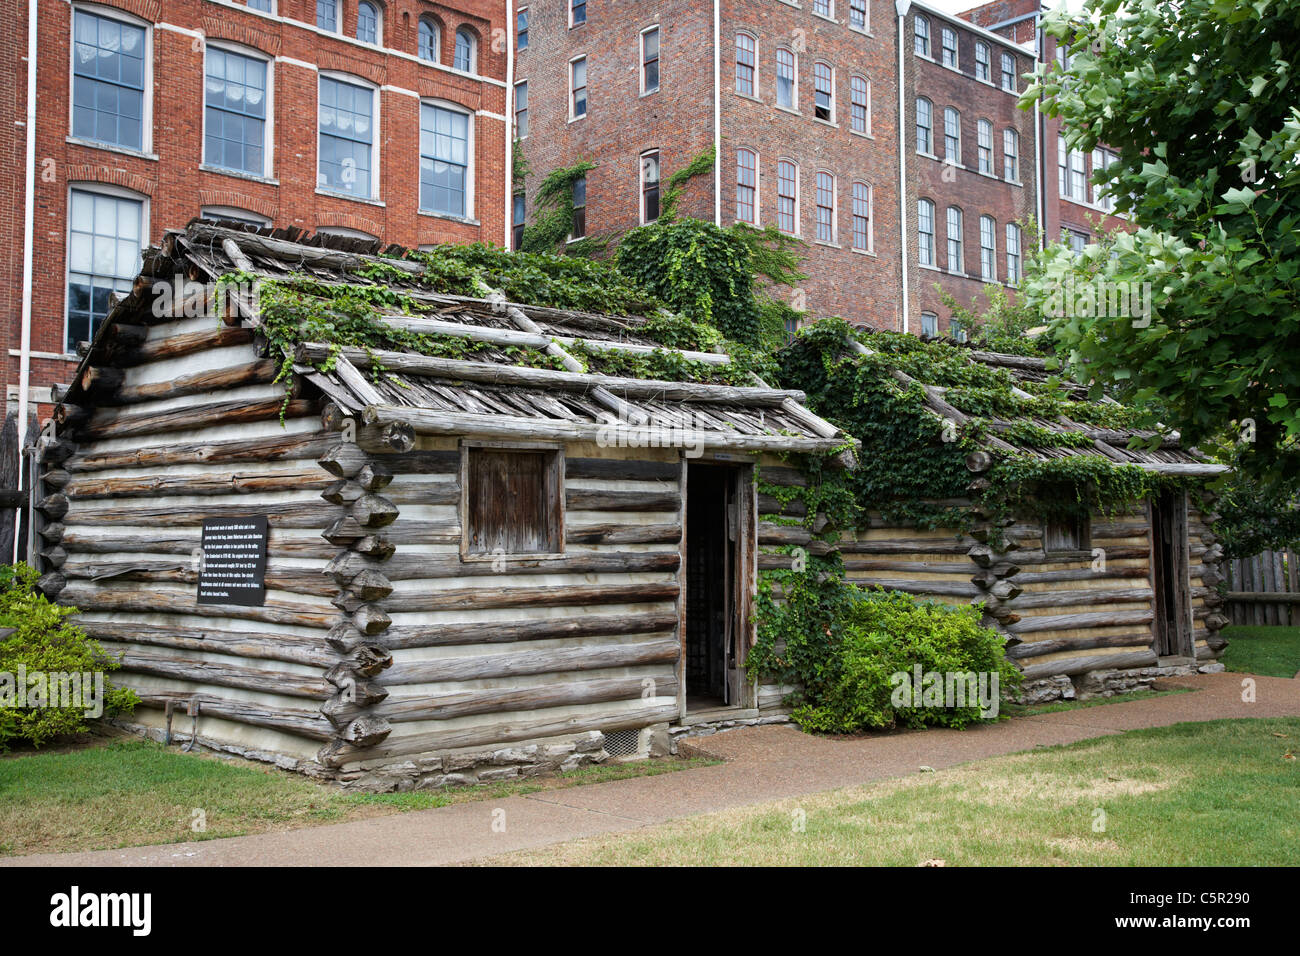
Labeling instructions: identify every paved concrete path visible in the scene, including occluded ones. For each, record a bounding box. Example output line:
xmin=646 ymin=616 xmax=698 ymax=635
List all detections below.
xmin=5 ymin=671 xmax=1297 ymax=867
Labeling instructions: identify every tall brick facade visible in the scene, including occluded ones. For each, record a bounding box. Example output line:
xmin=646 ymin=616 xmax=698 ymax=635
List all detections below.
xmin=903 ymin=2 xmax=1037 ymax=334
xmin=4 ymin=0 xmax=510 ymax=416
xmin=515 ymin=0 xmax=904 ymax=331
xmin=961 ymin=0 xmax=1131 ymax=251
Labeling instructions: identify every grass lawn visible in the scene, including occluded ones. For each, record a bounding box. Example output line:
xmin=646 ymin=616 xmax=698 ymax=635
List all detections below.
xmin=1220 ymin=625 xmax=1300 ymax=679
xmin=489 ymin=718 xmax=1300 ymax=866
xmin=0 ymin=736 xmax=715 ymax=857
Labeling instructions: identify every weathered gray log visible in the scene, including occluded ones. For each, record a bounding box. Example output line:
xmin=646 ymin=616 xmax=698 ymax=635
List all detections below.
xmin=54 ymin=530 xmax=336 ymax=560
xmin=115 ymin=652 xmax=330 ymax=699
xmin=321 ymin=480 xmax=364 ymax=505
xmin=841 ymin=577 xmax=981 ymax=598
xmin=565 ymin=489 xmax=679 ymax=513
xmin=352 ymin=494 xmax=398 ymax=528
xmin=114 ymin=326 xmax=255 ymax=367
xmin=352 ymin=535 xmax=396 ymax=559
xmin=38 ymin=494 xmax=69 ymax=520
xmin=381 ymin=638 xmax=679 ymax=686
xmin=1005 ymin=632 xmax=1156 ymax=659
xmin=356 ymin=462 xmax=393 ymax=492
xmin=66 ymin=431 xmax=334 ymax=473
xmin=338 ymin=716 xmax=392 ymax=748
xmin=78 ymin=365 xmax=125 ymax=396
xmin=1002 ymin=587 xmax=1154 ymax=610
xmin=566 ymin=523 xmax=682 ymax=545
xmin=353 ymin=605 xmax=392 ymax=635
xmin=377 ymin=582 xmax=678 ymax=613
xmin=316 ymin=701 xmax=680 ymax=768
xmin=79 ymin=621 xmax=335 ymax=668
xmin=1007 ymin=609 xmax=1154 ymax=634
xmin=319 ymin=443 xmax=370 ymax=478
xmin=54 ymin=582 xmax=336 ymax=628
xmin=565 ymin=458 xmax=682 ymax=482
xmin=133 ymin=693 xmax=334 ymax=741
xmin=325 ymin=550 xmax=680 ymax=583
xmin=1019 ymin=649 xmax=1159 ymax=680
xmin=378 ymin=611 xmax=679 ymax=650
xmin=43 ymin=440 xmax=77 ymax=466
xmin=40 ymin=545 xmax=68 ymax=568
xmin=62 ymin=469 xmax=329 ymax=500
xmin=62 ymin=501 xmax=340 ymax=530
xmin=77 ymin=398 xmax=316 ymax=441
xmin=36 ymin=573 xmax=66 ymax=599
xmin=106 ymin=360 xmax=280 ymax=406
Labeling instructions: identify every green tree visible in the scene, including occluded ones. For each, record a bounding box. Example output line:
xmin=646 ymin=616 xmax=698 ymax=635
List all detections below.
xmin=1021 ymin=0 xmax=1300 ymax=486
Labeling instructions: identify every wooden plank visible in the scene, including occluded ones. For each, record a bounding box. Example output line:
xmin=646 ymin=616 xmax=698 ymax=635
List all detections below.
xmin=107 ymin=360 xmax=280 ymax=406
xmin=62 ymin=501 xmax=340 ymax=529
xmin=566 ymin=523 xmax=682 ymax=545
xmin=381 ymin=638 xmax=679 ymax=686
xmin=378 ymin=582 xmax=678 ymax=613
xmin=64 ymin=431 xmax=335 ymax=473
xmin=329 ymin=550 xmax=679 ymax=581
xmin=116 ymin=652 xmax=330 ymax=699
xmin=133 ymin=693 xmax=333 ymax=741
xmin=79 ymin=621 xmax=335 ymax=667
xmin=55 ymin=583 xmax=335 ymax=628
xmin=1019 ymin=648 xmax=1158 ymax=680
xmin=62 ymin=469 xmax=329 ymax=500
xmin=77 ymin=398 xmax=316 ymax=442
xmin=377 ymin=611 xmax=679 ymax=650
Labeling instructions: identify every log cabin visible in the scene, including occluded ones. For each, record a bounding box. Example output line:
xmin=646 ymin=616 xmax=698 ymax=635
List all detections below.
xmin=776 ymin=328 xmax=1234 ymax=704
xmin=29 ymin=221 xmax=858 ymax=788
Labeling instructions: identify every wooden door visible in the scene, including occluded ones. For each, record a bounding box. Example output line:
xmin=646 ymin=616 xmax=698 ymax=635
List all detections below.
xmin=1150 ymin=490 xmax=1193 ymax=658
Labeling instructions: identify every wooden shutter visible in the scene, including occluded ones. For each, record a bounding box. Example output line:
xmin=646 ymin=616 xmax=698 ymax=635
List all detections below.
xmin=464 ymin=448 xmax=561 ymax=555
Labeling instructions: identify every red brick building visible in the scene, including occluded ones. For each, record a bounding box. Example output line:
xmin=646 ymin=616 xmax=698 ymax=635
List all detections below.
xmin=902 ymin=1 xmax=1038 ymax=337
xmin=4 ymin=0 xmax=511 ymax=419
xmin=960 ymin=0 xmax=1130 ymax=252
xmin=514 ymin=0 xmax=904 ymax=330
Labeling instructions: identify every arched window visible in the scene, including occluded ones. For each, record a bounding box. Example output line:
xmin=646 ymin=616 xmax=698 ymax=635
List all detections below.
xmin=735 ymin=33 xmax=756 ymax=96
xmin=946 ymin=206 xmax=964 ymax=273
xmin=920 ymin=311 xmax=938 ymax=337
xmin=850 ymin=76 xmax=869 ymax=134
xmin=918 ymin=198 xmax=935 ymax=266
xmin=815 ymin=171 xmax=835 ymax=242
xmin=915 ymin=97 xmax=933 ymax=154
xmin=914 ymin=15 xmax=930 ymax=56
xmin=1003 ymin=128 xmax=1019 ymax=181
xmin=776 ymin=47 xmax=796 ymax=109
xmin=777 ymin=160 xmax=798 ymax=235
xmin=813 ymin=61 xmax=834 ymax=122
xmin=1005 ymin=223 xmax=1022 ymax=285
xmin=977 ymin=118 xmax=993 ymax=173
xmin=418 ymin=17 xmax=440 ymax=62
xmin=852 ymin=182 xmax=872 ymax=252
xmin=736 ymin=148 xmax=757 ymax=224
xmin=979 ymin=215 xmax=997 ymax=281
xmin=454 ymin=27 xmax=477 ymax=73
xmin=943 ymin=106 xmax=961 ymax=163
xmin=356 ymin=2 xmax=379 ymax=44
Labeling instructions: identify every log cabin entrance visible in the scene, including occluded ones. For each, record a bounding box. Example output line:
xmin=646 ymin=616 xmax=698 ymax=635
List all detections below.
xmin=684 ymin=462 xmax=753 ymax=711
xmin=1150 ymin=490 xmax=1194 ymax=659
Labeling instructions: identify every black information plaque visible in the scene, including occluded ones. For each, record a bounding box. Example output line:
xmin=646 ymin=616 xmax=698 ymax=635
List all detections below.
xmin=197 ymin=515 xmax=269 ymax=607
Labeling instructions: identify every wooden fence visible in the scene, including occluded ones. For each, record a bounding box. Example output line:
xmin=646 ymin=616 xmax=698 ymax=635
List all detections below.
xmin=1225 ymin=548 xmax=1300 ymax=626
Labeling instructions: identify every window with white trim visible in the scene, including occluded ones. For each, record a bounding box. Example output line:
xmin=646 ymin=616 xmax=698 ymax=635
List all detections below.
xmin=512 ymin=194 xmax=525 ymax=249
xmin=736 ymin=33 xmax=756 ymax=96
xmin=570 ymin=176 xmax=586 ymax=239
xmin=418 ymin=17 xmax=440 ymax=62
xmin=814 ymin=0 xmax=832 ymax=17
xmin=850 ymin=76 xmax=869 ymax=134
xmin=850 ymin=0 xmax=868 ymax=31
xmin=318 ymin=75 xmax=375 ymax=198
xmin=1092 ymin=147 xmax=1117 ymax=210
xmin=776 ymin=47 xmax=796 ymax=110
xmin=1001 ymin=52 xmax=1017 ymax=91
xmin=979 ymin=214 xmax=996 ymax=281
xmin=570 ymin=57 xmax=587 ymax=119
xmin=940 ymin=27 xmax=957 ymax=68
xmin=356 ymin=2 xmax=380 ymax=44
xmin=946 ymin=206 xmax=964 ymax=273
xmin=66 ymin=186 xmax=143 ymax=352
xmin=852 ymin=181 xmax=872 ymax=252
xmin=918 ymin=198 xmax=935 ymax=266
xmin=419 ymin=102 xmax=471 ymax=219
xmin=916 ymin=97 xmax=933 ymax=154
xmin=950 ymin=316 xmax=968 ymax=343
xmin=943 ymin=107 xmax=960 ymax=164
xmin=514 ymin=81 xmax=527 ymax=138
xmin=1006 ymin=222 xmax=1022 ymax=285
xmin=813 ymin=62 xmax=834 ymax=122
xmin=571 ymin=0 xmax=586 ymax=27
xmin=245 ymin=0 xmax=273 ymax=10
xmin=641 ymin=27 xmax=660 ymax=94
xmin=317 ymin=0 xmax=338 ymax=32
xmin=641 ymin=150 xmax=660 ymax=224
xmin=72 ymin=8 xmax=147 ymax=151
xmin=815 ymin=171 xmax=835 ymax=243
xmin=1065 ymin=228 xmax=1088 ymax=255
xmin=455 ymin=28 xmax=477 ymax=73
xmin=204 ymin=47 xmax=269 ymax=177
xmin=914 ymin=15 xmax=930 ymax=56
xmin=517 ymin=8 xmax=529 ymax=50
xmin=1003 ymin=127 xmax=1019 ymax=181
xmin=977 ymin=118 xmax=993 ymax=174
xmin=736 ymin=148 xmax=757 ymax=224
xmin=1058 ymin=135 xmax=1086 ymax=200
xmin=777 ymin=160 xmax=798 ymax=235
xmin=920 ymin=311 xmax=938 ymax=337
xmin=975 ymin=41 xmax=990 ymax=81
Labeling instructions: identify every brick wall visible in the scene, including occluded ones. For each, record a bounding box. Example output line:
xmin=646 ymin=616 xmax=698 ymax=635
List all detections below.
xmin=903 ymin=4 xmax=1037 ymax=332
xmin=3 ymin=0 xmax=509 ymax=415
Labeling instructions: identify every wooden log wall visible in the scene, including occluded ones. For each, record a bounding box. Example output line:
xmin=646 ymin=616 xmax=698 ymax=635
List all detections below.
xmin=313 ymin=437 xmax=683 ymax=770
xmin=39 ymin=306 xmax=342 ymax=757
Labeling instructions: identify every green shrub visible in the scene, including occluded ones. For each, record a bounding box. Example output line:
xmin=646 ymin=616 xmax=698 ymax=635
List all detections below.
xmin=0 ymin=564 xmax=137 ymax=748
xmin=749 ymin=565 xmax=1020 ymax=733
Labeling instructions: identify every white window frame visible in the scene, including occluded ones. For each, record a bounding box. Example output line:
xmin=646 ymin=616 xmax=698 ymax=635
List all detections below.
xmin=68 ymin=4 xmax=155 ymax=156
xmin=454 ymin=27 xmax=478 ymax=75
xmin=355 ymin=2 xmax=382 ymax=46
xmin=569 ymin=55 xmax=588 ymax=121
xmin=975 ymin=41 xmax=990 ymax=82
xmin=1005 ymin=222 xmax=1022 ymax=285
xmin=735 ymin=32 xmax=758 ymax=98
xmin=775 ymin=46 xmax=798 ymax=111
xmin=914 ymin=15 xmax=931 ymax=57
xmin=920 ymin=311 xmax=938 ymax=337
xmin=640 ymin=148 xmax=661 ymax=225
xmin=850 ymin=75 xmax=870 ymax=135
xmin=918 ymin=197 xmax=935 ymax=266
xmin=640 ymin=25 xmax=660 ymax=96
xmin=418 ymin=98 xmax=475 ymax=221
xmin=946 ymin=205 xmax=964 ymax=274
xmin=812 ymin=0 xmax=834 ymax=21
xmin=244 ymin=0 xmax=276 ymax=13
xmin=979 ymin=214 xmax=997 ymax=281
xmin=570 ymin=0 xmax=587 ymax=28
xmin=513 ymin=80 xmax=528 ymax=139
xmin=418 ymin=16 xmax=442 ymax=63
xmin=202 ymin=41 xmax=275 ymax=181
xmin=813 ymin=61 xmax=836 ymax=125
xmin=568 ymin=174 xmax=587 ymax=241
xmin=776 ymin=158 xmax=800 ymax=237
xmin=851 ymin=180 xmax=873 ymax=253
xmin=849 ymin=0 xmax=869 ymax=33
xmin=977 ymin=118 xmax=993 ymax=174
xmin=943 ymin=107 xmax=961 ymax=165
xmin=940 ymin=27 xmax=958 ymax=68
xmin=516 ymin=6 xmax=528 ymax=51
xmin=64 ymin=181 xmax=149 ymax=356
xmin=1004 ymin=127 xmax=1019 ymax=182
xmin=316 ymin=0 xmax=341 ymax=34
xmin=814 ymin=170 xmax=837 ymax=245
xmin=1001 ymin=52 xmax=1017 ymax=92
xmin=317 ymin=71 xmax=381 ymax=202
xmin=736 ymin=147 xmax=759 ymax=226
xmin=916 ymin=96 xmax=933 ymax=156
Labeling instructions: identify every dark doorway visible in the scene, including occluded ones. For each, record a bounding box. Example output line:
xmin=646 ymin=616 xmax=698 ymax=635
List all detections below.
xmin=1150 ymin=490 xmax=1193 ymax=658
xmin=684 ymin=463 xmax=751 ymax=710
